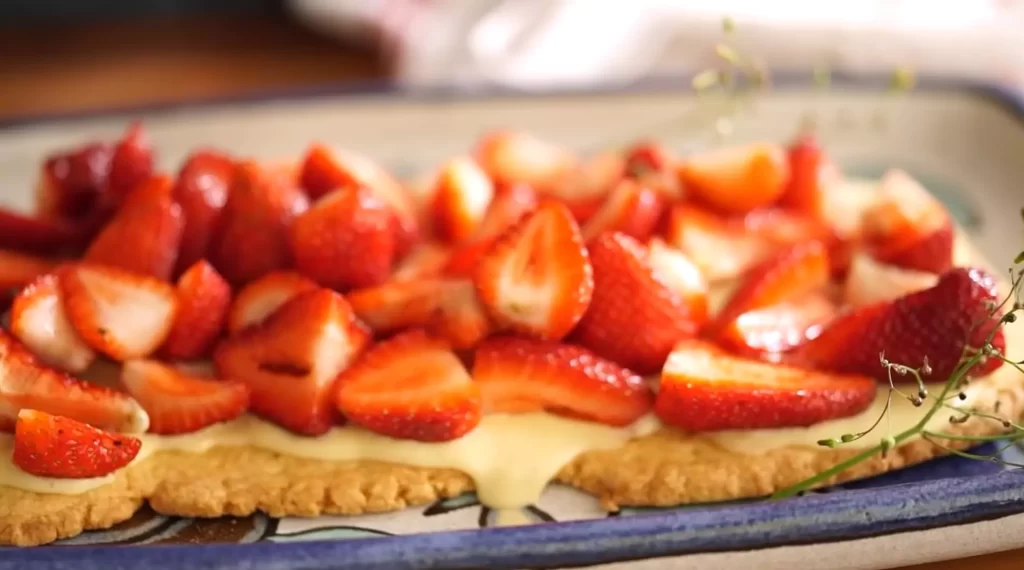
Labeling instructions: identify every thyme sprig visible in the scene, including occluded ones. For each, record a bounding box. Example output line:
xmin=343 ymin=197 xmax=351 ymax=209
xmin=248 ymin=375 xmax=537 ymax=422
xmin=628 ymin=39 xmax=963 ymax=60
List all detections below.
xmin=773 ymin=243 xmax=1024 ymax=499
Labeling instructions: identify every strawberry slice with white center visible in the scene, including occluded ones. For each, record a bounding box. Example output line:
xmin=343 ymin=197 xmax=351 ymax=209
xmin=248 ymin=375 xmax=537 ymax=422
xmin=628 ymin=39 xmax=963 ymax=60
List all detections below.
xmin=0 ymin=330 xmax=148 ymax=433
xmin=663 ymin=204 xmax=774 ymax=283
xmin=335 ymin=329 xmax=481 ymax=442
xmin=160 ymin=260 xmax=232 ymax=360
xmin=215 ymin=288 xmax=370 ymax=435
xmin=121 ymin=359 xmax=249 ymax=435
xmin=472 ymin=336 xmax=652 ymax=427
xmin=391 ymin=241 xmax=451 ymax=282
xmin=58 ymin=263 xmax=179 ymax=360
xmin=443 ymin=183 xmax=539 ymax=278
xmin=227 ymin=270 xmax=318 ymax=334
xmin=430 ymin=157 xmax=495 ymax=243
xmin=10 ymin=274 xmax=96 ymax=373
xmin=677 ymin=142 xmax=789 ymax=214
xmin=843 ymin=251 xmax=939 ymax=308
xmin=13 ymin=409 xmax=142 ymax=479
xmin=474 ymin=200 xmax=593 ymax=341
xmin=646 ymin=238 xmax=709 ymax=327
xmin=580 ymin=179 xmax=664 ymax=242
xmin=717 ymin=293 xmax=838 ymax=358
xmin=348 ymin=279 xmax=447 ymax=335
xmin=473 ymin=130 xmax=576 ymax=190
xmin=572 ymin=232 xmax=702 ymax=374
xmin=656 ymin=340 xmax=877 ymax=431
xmin=425 ymin=279 xmax=491 ymax=350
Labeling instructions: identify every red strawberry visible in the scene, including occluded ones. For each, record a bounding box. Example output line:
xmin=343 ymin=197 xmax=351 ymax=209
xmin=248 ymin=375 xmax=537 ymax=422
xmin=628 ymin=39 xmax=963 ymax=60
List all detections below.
xmin=13 ymin=409 xmax=142 ymax=478
xmin=210 ymin=161 xmax=309 ymax=285
xmin=227 ymin=270 xmax=318 ymax=334
xmin=538 ymin=151 xmax=621 ymax=224
xmin=106 ymin=122 xmax=155 ymax=205
xmin=663 ymin=204 xmax=775 ymax=283
xmin=0 ymin=330 xmax=148 ymax=433
xmin=646 ymin=238 xmax=709 ymax=328
xmin=443 ymin=183 xmax=538 ymax=278
xmin=0 ymin=208 xmax=90 ymax=255
xmin=474 ymin=200 xmax=593 ymax=341
xmin=391 ymin=242 xmax=451 ymax=282
xmin=678 ymin=142 xmax=789 ymax=214
xmin=572 ymin=232 xmax=702 ymax=373
xmin=430 ymin=157 xmax=495 ymax=243
xmin=707 ymin=241 xmax=831 ymax=339
xmin=58 ymin=262 xmax=179 ymax=360
xmin=172 ymin=149 xmax=235 ymax=274
xmin=580 ymin=179 xmax=664 ymax=242
xmin=860 ymin=169 xmax=954 ymax=274
xmin=656 ymin=340 xmax=877 ymax=431
xmin=472 ymin=336 xmax=652 ymax=426
xmin=0 ymin=249 xmax=60 ymax=291
xmin=624 ymin=140 xmax=674 ymax=176
xmin=335 ymin=329 xmax=480 ymax=442
xmin=743 ymin=207 xmax=848 ymax=277
xmin=425 ymin=279 xmax=491 ymax=350
xmin=298 ymin=144 xmax=419 ymax=257
xmin=779 ymin=133 xmax=825 ymax=216
xmin=474 ymin=130 xmax=576 ymax=190
xmin=160 ymin=260 xmax=232 ymax=360
xmin=843 ymin=251 xmax=940 ymax=308
xmin=348 ymin=279 xmax=445 ymax=335
xmin=36 ymin=141 xmax=113 ymax=224
xmin=10 ymin=274 xmax=96 ymax=373
xmin=85 ymin=174 xmax=185 ymax=281
xmin=215 ymin=288 xmax=370 ymax=435
xmin=786 ymin=267 xmax=1006 ymax=383
xmin=121 ymin=359 xmax=249 ymax=435
xmin=290 ymin=187 xmax=395 ymax=290
xmin=716 ymin=293 xmax=838 ymax=358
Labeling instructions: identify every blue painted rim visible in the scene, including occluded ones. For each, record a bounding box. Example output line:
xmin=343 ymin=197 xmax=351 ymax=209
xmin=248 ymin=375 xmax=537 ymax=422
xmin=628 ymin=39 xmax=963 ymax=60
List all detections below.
xmin=4 ymin=74 xmax=1024 ymax=569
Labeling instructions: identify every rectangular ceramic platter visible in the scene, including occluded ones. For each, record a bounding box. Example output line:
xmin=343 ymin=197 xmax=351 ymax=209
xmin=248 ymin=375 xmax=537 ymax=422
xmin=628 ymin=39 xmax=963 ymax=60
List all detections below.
xmin=2 ymin=84 xmax=1024 ymax=570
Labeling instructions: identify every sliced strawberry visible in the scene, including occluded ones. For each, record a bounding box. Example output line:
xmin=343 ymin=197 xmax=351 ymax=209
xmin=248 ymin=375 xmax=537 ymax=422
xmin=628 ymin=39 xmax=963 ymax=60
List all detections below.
xmin=227 ymin=270 xmax=318 ymax=334
xmin=474 ymin=130 xmax=576 ymax=190
xmin=84 ymin=174 xmax=185 ymax=281
xmin=779 ymin=133 xmax=825 ymax=216
xmin=572 ymin=232 xmax=701 ymax=374
xmin=0 ymin=330 xmax=148 ymax=433
xmin=58 ymin=262 xmax=179 ymax=360
xmin=172 ymin=149 xmax=235 ymax=274
xmin=298 ymin=144 xmax=419 ymax=258
xmin=646 ymin=238 xmax=709 ymax=328
xmin=348 ymin=279 xmax=445 ymax=335
xmin=580 ymin=179 xmax=664 ymax=242
xmin=289 ymin=187 xmax=395 ymax=291
xmin=860 ymin=170 xmax=955 ymax=275
xmin=210 ymin=161 xmax=309 ymax=285
xmin=160 ymin=260 xmax=232 ymax=360
xmin=843 ymin=251 xmax=940 ymax=308
xmin=443 ymin=183 xmax=538 ymax=278
xmin=474 ymin=200 xmax=593 ymax=341
xmin=36 ymin=141 xmax=113 ymax=224
xmin=106 ymin=122 xmax=155 ymax=205
xmin=707 ymin=241 xmax=831 ymax=339
xmin=0 ymin=249 xmax=60 ymax=291
xmin=0 ymin=208 xmax=90 ymax=255
xmin=391 ymin=241 xmax=451 ymax=281
xmin=121 ymin=359 xmax=249 ymax=435
xmin=656 ymin=340 xmax=877 ymax=431
xmin=10 ymin=274 xmax=96 ymax=373
xmin=425 ymin=279 xmax=491 ymax=350
xmin=335 ymin=330 xmax=479 ymax=441
xmin=787 ymin=267 xmax=1006 ymax=383
xmin=472 ymin=336 xmax=652 ymax=426
xmin=539 ymin=151 xmax=622 ymax=224
xmin=13 ymin=409 xmax=142 ymax=478
xmin=678 ymin=142 xmax=789 ymax=214
xmin=215 ymin=288 xmax=370 ymax=435
xmin=663 ymin=204 xmax=774 ymax=283
xmin=624 ymin=140 xmax=675 ymax=177
xmin=717 ymin=292 xmax=838 ymax=358
xmin=430 ymin=157 xmax=495 ymax=243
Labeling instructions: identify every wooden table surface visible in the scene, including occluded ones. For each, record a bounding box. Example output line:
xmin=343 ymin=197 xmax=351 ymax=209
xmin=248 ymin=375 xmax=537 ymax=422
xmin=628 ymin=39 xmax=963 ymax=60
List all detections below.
xmin=0 ymin=14 xmax=1021 ymax=570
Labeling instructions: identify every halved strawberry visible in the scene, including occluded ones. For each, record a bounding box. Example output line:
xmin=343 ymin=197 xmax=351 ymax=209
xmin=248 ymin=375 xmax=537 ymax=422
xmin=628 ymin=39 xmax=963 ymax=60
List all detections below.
xmin=227 ymin=270 xmax=318 ymax=334
xmin=0 ymin=330 xmax=148 ymax=433
xmin=0 ymin=208 xmax=90 ymax=255
xmin=474 ymin=130 xmax=576 ymax=190
xmin=716 ymin=292 xmax=838 ymax=358
xmin=474 ymin=200 xmax=593 ymax=341
xmin=0 ymin=249 xmax=60 ymax=292
xmin=538 ymin=151 xmax=622 ymax=223
xmin=706 ymin=241 xmax=831 ymax=339
xmin=121 ymin=359 xmax=249 ymax=435
xmin=843 ymin=251 xmax=940 ymax=308
xmin=172 ymin=149 xmax=235 ymax=274
xmin=786 ymin=267 xmax=1006 ymax=383
xmin=35 ymin=141 xmax=112 ymax=224
xmin=430 ymin=157 xmax=495 ymax=243
xmin=624 ymin=140 xmax=675 ymax=177
xmin=742 ymin=207 xmax=848 ymax=277
xmin=425 ymin=279 xmax=491 ymax=350
xmin=663 ymin=204 xmax=774 ymax=283
xmin=10 ymin=274 xmax=96 ymax=373
xmin=443 ymin=183 xmax=538 ymax=278
xmin=298 ymin=144 xmax=419 ymax=257
xmin=106 ymin=122 xmax=155 ymax=205
xmin=580 ymin=179 xmax=664 ymax=242
xmin=289 ymin=187 xmax=395 ymax=291
xmin=160 ymin=260 xmax=232 ymax=360
xmin=335 ymin=330 xmax=480 ymax=441
xmin=58 ymin=262 xmax=179 ymax=360
xmin=656 ymin=340 xmax=876 ymax=431
xmin=84 ymin=174 xmax=185 ymax=281
xmin=779 ymin=133 xmax=825 ymax=216
xmin=391 ymin=242 xmax=451 ymax=281
xmin=572 ymin=232 xmax=702 ymax=373
xmin=646 ymin=238 xmax=709 ymax=328
xmin=677 ymin=142 xmax=789 ymax=214
xmin=13 ymin=409 xmax=142 ymax=478
xmin=860 ymin=169 xmax=954 ymax=274
xmin=472 ymin=336 xmax=652 ymax=426
xmin=209 ymin=161 xmax=309 ymax=285
xmin=215 ymin=288 xmax=370 ymax=435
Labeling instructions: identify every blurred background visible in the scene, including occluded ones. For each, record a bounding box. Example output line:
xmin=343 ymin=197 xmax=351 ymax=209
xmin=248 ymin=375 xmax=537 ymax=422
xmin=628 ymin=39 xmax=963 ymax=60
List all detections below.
xmin=2 ymin=0 xmax=1024 ymax=122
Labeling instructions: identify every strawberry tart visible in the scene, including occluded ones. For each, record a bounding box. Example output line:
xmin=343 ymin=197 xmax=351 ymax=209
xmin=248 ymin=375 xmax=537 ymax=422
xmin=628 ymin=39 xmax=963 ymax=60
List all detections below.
xmin=0 ymin=126 xmax=1020 ymax=546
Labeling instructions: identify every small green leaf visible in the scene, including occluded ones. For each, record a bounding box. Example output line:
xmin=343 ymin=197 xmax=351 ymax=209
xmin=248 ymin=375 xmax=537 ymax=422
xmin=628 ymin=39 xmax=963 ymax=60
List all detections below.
xmin=1015 ymin=250 xmax=1024 ymax=265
